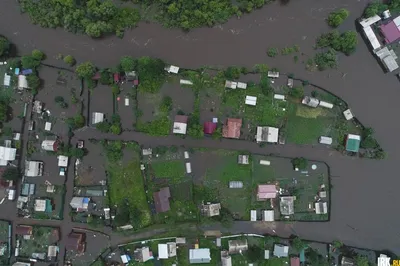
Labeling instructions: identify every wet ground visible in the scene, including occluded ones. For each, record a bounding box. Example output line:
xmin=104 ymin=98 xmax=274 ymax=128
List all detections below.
xmin=0 ymin=0 xmax=399 ymax=256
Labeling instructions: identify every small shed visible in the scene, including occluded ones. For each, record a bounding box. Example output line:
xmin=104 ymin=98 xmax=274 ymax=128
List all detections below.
xmin=58 ymin=155 xmax=69 ymax=167
xmin=280 ymin=196 xmax=295 ymax=215
xmin=180 ymin=79 xmax=193 ymax=85
xmin=113 ymin=73 xmax=120 ymax=83
xmin=18 ymin=75 xmax=29 ymax=89
xmin=245 ymin=96 xmax=257 ymax=106
xmin=158 ymin=244 xmax=169 ymax=259
xmin=91 ymin=112 xmax=105 ymax=125
xmin=237 ymin=82 xmax=247 ymax=89
xmin=345 ymin=134 xmax=361 ymax=152
xmin=302 ymin=96 xmax=319 ymax=108
xmin=256 ymin=126 xmax=279 ymax=143
xmin=229 ymin=181 xmax=243 ymax=188
xmin=343 ymin=109 xmax=354 ymax=120
xmin=47 ymin=246 xmax=58 ymax=258
xmin=319 ymin=101 xmax=333 ymax=109
xmin=287 ymin=78 xmax=293 ymax=88
xmin=185 ymin=162 xmax=192 ymax=173
xmin=238 ymin=155 xmax=249 ymax=165
xmin=315 ymin=202 xmax=328 ymax=214
xmin=267 ymin=71 xmax=279 ymax=78
xmin=225 ymin=80 xmax=237 ymax=89
xmin=250 ymin=210 xmax=257 ymax=221
xmin=319 ymin=136 xmax=332 ymax=145
xmin=257 ymin=185 xmax=277 ymax=200
xmin=203 ymin=122 xmax=217 ymax=135
xmin=262 ymin=210 xmax=274 ymax=221
xmin=273 ymin=244 xmax=289 ymax=258
xmin=45 ymin=122 xmax=52 ymax=131
xmin=173 ymin=115 xmax=188 ymax=135
xmin=264 ymin=250 xmax=270 ymax=259
xmin=274 ymin=94 xmax=285 ymax=100
xmin=291 ymin=257 xmax=300 ymax=266
xmin=201 ymin=203 xmax=221 ymax=217
xmin=228 ymin=239 xmax=248 ymax=254
xmin=189 ymin=249 xmax=211 ymax=264
xmin=165 ymin=65 xmax=179 ymax=74
xmin=34 ymin=199 xmax=47 ymax=212
xmin=3 ymin=74 xmax=10 ymax=87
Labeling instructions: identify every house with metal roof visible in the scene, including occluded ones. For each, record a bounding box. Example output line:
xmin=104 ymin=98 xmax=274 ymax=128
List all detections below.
xmin=228 ymin=239 xmax=248 ymax=254
xmin=189 ymin=248 xmax=211 ymax=264
xmin=273 ymin=244 xmax=289 ymax=258
xmin=221 ymin=251 xmax=232 ymax=266
xmin=280 ymin=196 xmax=295 ymax=215
xmin=201 ymin=203 xmax=221 ymax=217
xmin=345 ymin=134 xmax=361 ymax=152
xmin=153 ymin=187 xmax=171 ymax=213
xmin=173 ymin=115 xmax=188 ymax=135
xmin=134 ymin=246 xmax=152 ymax=262
xmin=256 ymin=126 xmax=279 ymax=143
xmin=315 ymin=201 xmax=328 ymax=214
xmin=222 ymin=118 xmax=242 ymax=139
xmin=24 ymin=161 xmax=44 ymax=177
xmin=257 ymin=185 xmax=277 ymax=200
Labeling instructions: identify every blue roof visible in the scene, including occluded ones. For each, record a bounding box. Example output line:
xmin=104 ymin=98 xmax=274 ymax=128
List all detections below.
xmin=83 ymin=198 xmax=90 ymax=204
xmin=300 ymin=249 xmax=305 ymax=262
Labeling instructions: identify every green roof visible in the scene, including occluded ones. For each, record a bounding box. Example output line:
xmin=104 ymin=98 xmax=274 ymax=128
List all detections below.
xmin=346 ymin=138 xmax=360 ymax=152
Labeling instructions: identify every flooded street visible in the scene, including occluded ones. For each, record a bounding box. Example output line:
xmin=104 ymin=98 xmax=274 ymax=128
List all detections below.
xmin=1 ymin=0 xmax=400 ymax=253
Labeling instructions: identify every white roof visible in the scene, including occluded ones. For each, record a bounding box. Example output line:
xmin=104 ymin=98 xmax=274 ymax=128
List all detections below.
xmin=166 ymin=65 xmax=179 ymax=74
xmin=274 ymin=94 xmax=285 ymax=100
xmin=245 ymin=96 xmax=257 ymax=106
xmin=363 ymin=26 xmax=381 ymax=50
xmin=256 ymin=126 xmax=279 ymax=143
xmin=189 ymin=248 xmax=211 ymax=260
xmin=158 ymin=244 xmax=169 ymax=259
xmin=121 ymin=255 xmax=129 ymax=263
xmin=173 ymin=122 xmax=187 ymax=134
xmin=58 ymin=155 xmax=68 ymax=167
xmin=225 ymin=80 xmax=237 ymax=89
xmin=394 ymin=15 xmax=400 ymax=27
xmin=382 ymin=55 xmax=399 ymax=72
xmin=348 ymin=134 xmax=361 ymax=140
xmin=319 ymin=136 xmax=333 ymax=145
xmin=250 ymin=210 xmax=257 ymax=221
xmin=343 ymin=109 xmax=353 ymax=120
xmin=25 ymin=161 xmax=43 ymax=177
xmin=0 ymin=160 xmax=7 ymax=166
xmin=359 ymin=15 xmax=381 ymax=28
xmin=45 ymin=122 xmax=52 ymax=131
xmin=180 ymin=79 xmax=193 ymax=85
xmin=315 ymin=202 xmax=328 ymax=214
xmin=267 ymin=71 xmax=279 ymax=78
xmin=34 ymin=199 xmax=46 ymax=212
xmin=92 ymin=112 xmax=105 ymax=124
xmin=262 ymin=210 xmax=274 ymax=221
xmin=48 ymin=246 xmax=58 ymax=257
xmin=3 ymin=74 xmax=10 ymax=86
xmin=0 ymin=146 xmax=16 ymax=161
xmin=18 ymin=75 xmax=28 ymax=89
xmin=237 ymin=82 xmax=247 ymax=89
xmin=41 ymin=140 xmax=56 ymax=151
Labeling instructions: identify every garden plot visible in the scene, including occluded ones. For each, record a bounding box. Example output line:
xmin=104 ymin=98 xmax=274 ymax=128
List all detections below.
xmin=116 ymin=82 xmax=136 ymax=130
xmin=17 ymin=226 xmax=59 ymax=259
xmin=74 ymin=140 xmax=106 ymax=186
xmin=252 ymin=155 xmax=330 ymax=221
xmin=89 ymin=84 xmax=114 ymax=120
xmin=0 ymin=220 xmax=10 ymax=265
xmin=36 ymin=67 xmax=81 ymax=136
xmin=199 ymin=85 xmax=224 ymax=123
xmin=71 ymin=185 xmax=108 ymax=224
xmin=145 ymin=147 xmax=198 ymax=224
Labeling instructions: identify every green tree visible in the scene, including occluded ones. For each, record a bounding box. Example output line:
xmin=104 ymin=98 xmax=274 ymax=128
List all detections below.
xmin=120 ymin=56 xmax=136 ymax=72
xmin=291 ymin=157 xmax=308 ymax=170
xmin=289 ymin=86 xmax=304 ymax=98
xmin=21 ymin=56 xmax=40 ymax=69
xmin=314 ymin=49 xmax=338 ymax=71
xmin=188 ymin=124 xmax=204 ymax=138
xmin=26 ymin=74 xmax=41 ymax=90
xmin=224 ymin=66 xmax=241 ymax=79
xmin=355 ymin=255 xmax=369 ymax=266
xmin=110 ymin=124 xmax=122 ymax=135
xmin=327 ymin=9 xmax=349 ymax=28
xmin=100 ymin=70 xmax=112 ymax=85
xmin=160 ymin=96 xmax=173 ymax=113
xmin=31 ymin=49 xmax=45 ymax=61
xmin=70 ymin=148 xmax=85 ymax=159
xmin=76 ymin=62 xmax=96 ymax=78
xmin=247 ymin=245 xmax=263 ymax=263
xmin=111 ymin=84 xmax=120 ymax=95
xmin=292 ymin=237 xmax=307 ymax=251
xmin=267 ymin=47 xmax=279 ymax=57
xmin=0 ymin=101 xmax=9 ymax=122
xmin=364 ymin=2 xmax=388 ymax=18
xmin=2 ymin=167 xmax=20 ymax=181
xmin=0 ymin=36 xmax=10 ymax=57
xmin=96 ymin=121 xmax=111 ymax=132
xmin=63 ymin=55 xmax=76 ymax=66
xmin=332 ymin=240 xmax=343 ymax=248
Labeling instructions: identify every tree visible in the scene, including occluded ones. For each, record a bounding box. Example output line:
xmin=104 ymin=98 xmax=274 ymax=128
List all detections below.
xmin=224 ymin=66 xmax=241 ymax=79
xmin=316 ymin=30 xmax=357 ymax=55
xmin=76 ymin=62 xmax=96 ymax=78
xmin=289 ymin=87 xmax=304 ymax=98
xmin=64 ymin=55 xmax=76 ymax=66
xmin=355 ymin=255 xmax=369 ymax=266
xmin=2 ymin=167 xmax=20 ymax=181
xmin=70 ymin=148 xmax=85 ymax=159
xmin=0 ymin=101 xmax=8 ymax=122
xmin=247 ymin=245 xmax=263 ymax=263
xmin=292 ymin=237 xmax=307 ymax=251
xmin=100 ymin=70 xmax=112 ymax=85
xmin=111 ymin=84 xmax=120 ymax=95
xmin=327 ymin=9 xmax=349 ymax=28
xmin=364 ymin=2 xmax=388 ymax=18
xmin=267 ymin=48 xmax=279 ymax=57
xmin=332 ymin=240 xmax=343 ymax=248
xmin=160 ymin=96 xmax=173 ymax=113
xmin=0 ymin=36 xmax=10 ymax=57
xmin=120 ymin=56 xmax=136 ymax=72
xmin=31 ymin=49 xmax=45 ymax=61
xmin=314 ymin=49 xmax=338 ymax=71
xmin=110 ymin=124 xmax=122 ymax=135
xmin=96 ymin=121 xmax=111 ymax=132
xmin=291 ymin=157 xmax=308 ymax=170
xmin=21 ymin=56 xmax=40 ymax=69
xmin=26 ymin=74 xmax=41 ymax=90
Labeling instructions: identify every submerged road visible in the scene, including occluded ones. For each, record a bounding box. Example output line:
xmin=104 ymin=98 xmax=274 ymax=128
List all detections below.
xmin=0 ymin=0 xmax=400 ymax=255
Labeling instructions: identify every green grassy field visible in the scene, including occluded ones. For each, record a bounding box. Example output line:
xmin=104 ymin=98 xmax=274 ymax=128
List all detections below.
xmin=151 ymin=160 xmax=186 ymax=183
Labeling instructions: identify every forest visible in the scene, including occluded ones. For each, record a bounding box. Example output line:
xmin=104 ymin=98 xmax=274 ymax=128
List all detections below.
xmin=20 ymin=0 xmax=276 ymax=36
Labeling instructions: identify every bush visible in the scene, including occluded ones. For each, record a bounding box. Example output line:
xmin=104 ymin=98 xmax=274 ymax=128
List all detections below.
xmin=224 ymin=66 xmax=241 ymax=79
xmin=327 ymin=9 xmax=349 ymax=28
xmin=289 ymin=87 xmax=304 ymax=99
xmin=314 ymin=49 xmax=338 ymax=71
xmin=63 ymin=55 xmax=75 ymax=66
xmin=111 ymin=84 xmax=120 ymax=95
xmin=160 ymin=96 xmax=173 ymax=113
xmin=96 ymin=121 xmax=111 ymax=133
xmin=137 ymin=57 xmax=165 ymax=93
xmin=0 ymin=36 xmax=10 ymax=57
xmin=21 ymin=56 xmax=40 ymax=69
xmin=364 ymin=2 xmax=388 ymax=18
xmin=31 ymin=49 xmax=45 ymax=61
xmin=26 ymin=74 xmax=41 ymax=90
xmin=2 ymin=167 xmax=20 ymax=181
xmin=120 ymin=56 xmax=136 ymax=72
xmin=110 ymin=124 xmax=122 ymax=135
xmin=267 ymin=48 xmax=279 ymax=57
xmin=316 ymin=30 xmax=357 ymax=55
xmin=100 ymin=70 xmax=112 ymax=85
xmin=76 ymin=61 xmax=96 ymax=78
xmin=291 ymin=157 xmax=308 ymax=170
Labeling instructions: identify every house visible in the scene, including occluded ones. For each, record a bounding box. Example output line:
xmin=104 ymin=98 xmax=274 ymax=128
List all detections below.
xmin=165 ymin=65 xmax=179 ymax=74
xmin=257 ymin=185 xmax=277 ymax=200
xmin=319 ymin=101 xmax=334 ymax=109
xmin=343 ymin=109 xmax=354 ymax=120
xmin=262 ymin=210 xmax=274 ymax=221
xmin=153 ymin=187 xmax=171 ymax=213
xmin=237 ymin=82 xmax=247 ymax=89
xmin=229 ymin=181 xmax=243 ymax=188
xmin=245 ymin=96 xmax=257 ymax=106
xmin=375 ymin=46 xmax=399 ymax=72
xmin=273 ymin=244 xmax=289 ymax=258
xmin=158 ymin=242 xmax=177 ymax=259
xmin=238 ymin=154 xmax=249 ymax=165
xmin=228 ymin=239 xmax=248 ymax=254
xmin=34 ymin=199 xmax=52 ymax=212
xmin=25 ymin=161 xmax=44 ymax=177
xmin=291 ymin=257 xmax=300 ymax=266
xmin=315 ymin=202 xmax=328 ymax=214
xmin=380 ymin=17 xmax=400 ymax=44
xmin=66 ymin=232 xmax=86 ymax=254
xmin=15 ymin=225 xmax=33 ymax=236
xmin=280 ymin=196 xmax=295 ymax=215
xmin=18 ymin=75 xmax=29 ymax=89
xmin=189 ymin=248 xmax=211 ymax=264
xmin=176 ymin=237 xmax=186 ymax=244
xmin=256 ymin=126 xmax=279 ymax=143
xmin=341 ymin=257 xmax=355 ymax=266
xmin=345 ymin=134 xmax=361 ymax=152
xmin=91 ymin=112 xmax=105 ymax=125
xmin=134 ymin=247 xmax=151 ymax=262
xmin=222 ymin=118 xmax=242 ymax=139
xmin=33 ymin=100 xmax=43 ymax=114
xmin=201 ymin=203 xmax=221 ymax=217
xmin=125 ymin=71 xmax=137 ymax=81
xmin=70 ymin=197 xmax=90 ymax=211
xmin=221 ymin=251 xmax=232 ymax=266
xmin=3 ymin=74 xmax=10 ymax=87
xmin=225 ymin=80 xmax=237 ymax=89
xmin=41 ymin=140 xmax=59 ymax=152
xmin=0 ymin=145 xmax=16 ymax=166
xmin=203 ymin=122 xmax=217 ymax=135
xmin=302 ymin=96 xmax=319 ymax=108
xmin=45 ymin=122 xmax=52 ymax=131
xmin=58 ymin=155 xmax=68 ymax=167
xmin=250 ymin=210 xmax=257 ymax=221
xmin=267 ymin=71 xmax=279 ymax=78
xmin=47 ymin=245 xmax=58 ymax=258
xmin=173 ymin=115 xmax=188 ymax=134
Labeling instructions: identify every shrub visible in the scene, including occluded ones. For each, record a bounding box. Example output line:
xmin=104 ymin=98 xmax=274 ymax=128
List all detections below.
xmin=0 ymin=36 xmax=10 ymax=57
xmin=314 ymin=49 xmax=338 ymax=70
xmin=31 ymin=49 xmax=45 ymax=61
xmin=327 ymin=9 xmax=349 ymax=28
xmin=76 ymin=61 xmax=96 ymax=78
xmin=21 ymin=56 xmax=40 ymax=69
xmin=26 ymin=74 xmax=41 ymax=90
xmin=224 ymin=66 xmax=241 ymax=79
xmin=111 ymin=84 xmax=120 ymax=95
xmin=100 ymin=70 xmax=112 ymax=85
xmin=316 ymin=30 xmax=357 ymax=55
xmin=267 ymin=48 xmax=279 ymax=57
xmin=120 ymin=56 xmax=136 ymax=72
xmin=160 ymin=96 xmax=173 ymax=113
xmin=2 ymin=167 xmax=20 ymax=181
xmin=364 ymin=2 xmax=388 ymax=18
xmin=289 ymin=87 xmax=304 ymax=99
xmin=63 ymin=55 xmax=76 ymax=66
xmin=96 ymin=121 xmax=111 ymax=133
xmin=291 ymin=157 xmax=308 ymax=170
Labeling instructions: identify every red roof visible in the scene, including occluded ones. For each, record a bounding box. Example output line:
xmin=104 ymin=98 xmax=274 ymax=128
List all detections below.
xmin=380 ymin=21 xmax=400 ymax=43
xmin=204 ymin=122 xmax=217 ymax=135
xmin=291 ymin=257 xmax=300 ymax=266
xmin=92 ymin=72 xmax=101 ymax=80
xmin=113 ymin=73 xmax=120 ymax=82
xmin=257 ymin=185 xmax=277 ymax=200
xmin=222 ymin=118 xmax=242 ymax=139
xmin=133 ymin=79 xmax=139 ymax=85
xmin=175 ymin=115 xmax=188 ymax=123
xmin=66 ymin=232 xmax=86 ymax=253
xmin=153 ymin=187 xmax=171 ymax=213
xmin=15 ymin=225 xmax=33 ymax=235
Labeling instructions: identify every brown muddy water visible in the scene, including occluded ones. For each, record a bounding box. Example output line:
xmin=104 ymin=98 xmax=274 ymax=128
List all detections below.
xmin=1 ymin=0 xmax=400 ymax=253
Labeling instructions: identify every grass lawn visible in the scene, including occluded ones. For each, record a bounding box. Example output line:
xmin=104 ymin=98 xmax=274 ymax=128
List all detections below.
xmin=108 ymin=159 xmax=152 ymax=229
xmin=286 ymin=104 xmax=334 ymax=144
xmin=19 ymin=226 xmax=55 ymax=257
xmin=204 ymin=152 xmax=252 ymax=219
xmin=151 ymin=160 xmax=186 ymax=184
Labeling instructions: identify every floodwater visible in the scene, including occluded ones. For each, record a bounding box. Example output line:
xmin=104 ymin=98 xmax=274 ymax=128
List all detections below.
xmin=2 ymin=0 xmax=400 ymax=253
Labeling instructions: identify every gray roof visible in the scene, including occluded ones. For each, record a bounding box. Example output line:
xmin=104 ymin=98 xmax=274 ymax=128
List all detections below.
xmin=273 ymin=244 xmax=288 ymax=258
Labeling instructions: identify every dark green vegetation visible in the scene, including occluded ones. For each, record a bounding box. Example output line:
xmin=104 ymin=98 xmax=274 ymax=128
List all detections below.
xmin=20 ymin=0 xmax=140 ymax=38
xmin=2 ymin=167 xmax=20 ymax=181
xmin=362 ymin=0 xmax=400 ymax=18
xmin=96 ymin=114 xmax=122 ymax=135
xmin=327 ymin=8 xmax=349 ymax=28
xmin=0 ymin=36 xmax=10 ymax=57
xmin=316 ymin=30 xmax=358 ymax=56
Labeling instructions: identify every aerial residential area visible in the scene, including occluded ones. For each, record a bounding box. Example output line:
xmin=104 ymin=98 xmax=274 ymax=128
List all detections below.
xmin=0 ymin=0 xmax=398 ymax=265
